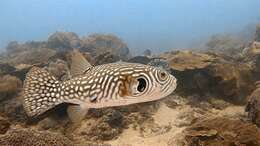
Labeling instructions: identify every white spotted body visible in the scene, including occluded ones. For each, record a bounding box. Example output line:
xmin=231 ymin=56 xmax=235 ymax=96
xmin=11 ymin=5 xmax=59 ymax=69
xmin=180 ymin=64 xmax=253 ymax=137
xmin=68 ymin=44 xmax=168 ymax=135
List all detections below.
xmin=23 ymin=50 xmax=177 ymax=123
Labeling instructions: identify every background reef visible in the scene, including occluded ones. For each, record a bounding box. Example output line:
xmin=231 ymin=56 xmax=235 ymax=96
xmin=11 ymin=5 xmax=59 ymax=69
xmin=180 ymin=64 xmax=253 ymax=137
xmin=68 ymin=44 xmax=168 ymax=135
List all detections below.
xmin=0 ymin=25 xmax=260 ymax=146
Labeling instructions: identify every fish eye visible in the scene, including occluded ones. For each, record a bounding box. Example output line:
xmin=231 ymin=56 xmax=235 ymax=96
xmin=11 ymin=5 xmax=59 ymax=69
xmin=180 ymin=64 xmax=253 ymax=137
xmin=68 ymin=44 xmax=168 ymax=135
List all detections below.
xmin=137 ymin=78 xmax=147 ymax=92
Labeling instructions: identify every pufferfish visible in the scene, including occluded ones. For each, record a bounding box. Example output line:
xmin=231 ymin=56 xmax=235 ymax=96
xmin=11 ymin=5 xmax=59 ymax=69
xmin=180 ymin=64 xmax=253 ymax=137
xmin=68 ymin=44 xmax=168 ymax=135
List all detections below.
xmin=22 ymin=50 xmax=177 ymax=123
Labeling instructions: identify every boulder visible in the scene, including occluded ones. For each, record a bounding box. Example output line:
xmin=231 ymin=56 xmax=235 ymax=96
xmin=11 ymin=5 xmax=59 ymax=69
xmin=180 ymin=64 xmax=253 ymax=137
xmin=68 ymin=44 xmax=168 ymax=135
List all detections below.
xmin=72 ymin=102 xmax=159 ymax=142
xmin=10 ymin=64 xmax=33 ymax=81
xmin=242 ymin=42 xmax=260 ymax=82
xmin=255 ymin=24 xmax=260 ymax=42
xmin=184 ymin=117 xmax=260 ymax=146
xmin=0 ymin=116 xmax=11 ymax=134
xmin=161 ymin=50 xmax=214 ymax=71
xmin=80 ymin=34 xmax=130 ymax=59
xmin=47 ymin=31 xmax=81 ymax=50
xmin=74 ymin=110 xmax=123 ymax=141
xmin=0 ymin=96 xmax=27 ymax=123
xmin=46 ymin=59 xmax=70 ymax=81
xmin=93 ymin=52 xmax=120 ymax=65
xmin=0 ymin=62 xmax=16 ymax=75
xmin=246 ymin=85 xmax=260 ymax=127
xmin=0 ymin=75 xmax=22 ymax=101
xmin=5 ymin=41 xmax=47 ymax=54
xmin=143 ymin=49 xmax=152 ymax=56
xmin=5 ymin=47 xmax=56 ymax=66
xmin=242 ymin=41 xmax=260 ymax=59
xmin=205 ymin=34 xmax=246 ymax=57
xmin=127 ymin=56 xmax=151 ymax=65
xmin=161 ymin=50 xmax=254 ymax=103
xmin=147 ymin=58 xmax=171 ymax=71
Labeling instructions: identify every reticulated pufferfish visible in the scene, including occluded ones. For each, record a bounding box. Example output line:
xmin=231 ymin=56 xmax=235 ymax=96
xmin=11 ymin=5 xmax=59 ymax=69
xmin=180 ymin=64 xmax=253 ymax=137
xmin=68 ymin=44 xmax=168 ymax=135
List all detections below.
xmin=22 ymin=50 xmax=177 ymax=123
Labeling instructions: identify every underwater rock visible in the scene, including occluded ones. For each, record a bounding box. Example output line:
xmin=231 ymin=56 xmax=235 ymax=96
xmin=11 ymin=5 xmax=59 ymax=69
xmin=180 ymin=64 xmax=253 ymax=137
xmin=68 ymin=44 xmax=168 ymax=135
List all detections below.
xmin=5 ymin=41 xmax=47 ymax=54
xmin=80 ymin=34 xmax=130 ymax=59
xmin=47 ymin=31 xmax=81 ymax=50
xmin=246 ymin=86 xmax=260 ymax=127
xmin=5 ymin=47 xmax=56 ymax=66
xmin=75 ymin=115 xmax=123 ymax=141
xmin=71 ymin=109 xmax=126 ymax=141
xmin=147 ymin=58 xmax=171 ymax=71
xmin=82 ymin=52 xmax=95 ymax=65
xmin=0 ymin=99 xmax=26 ymax=123
xmin=5 ymin=41 xmax=20 ymax=53
xmin=242 ymin=41 xmax=260 ymax=61
xmin=0 ymin=95 xmax=27 ymax=122
xmin=0 ymin=75 xmax=22 ymax=102
xmin=0 ymin=62 xmax=16 ymax=75
xmin=255 ymin=24 xmax=260 ymax=42
xmin=161 ymin=50 xmax=214 ymax=71
xmin=0 ymin=116 xmax=11 ymax=134
xmin=76 ymin=143 xmax=111 ymax=146
xmin=46 ymin=59 xmax=70 ymax=81
xmin=139 ymin=118 xmax=172 ymax=138
xmin=184 ymin=117 xmax=260 ymax=146
xmin=93 ymin=52 xmax=120 ymax=65
xmin=10 ymin=64 xmax=33 ymax=81
xmin=0 ymin=128 xmax=74 ymax=146
xmin=127 ymin=56 xmax=151 ymax=64
xmin=242 ymin=42 xmax=260 ymax=83
xmin=72 ymin=103 xmax=159 ymax=142
xmin=161 ymin=50 xmax=254 ymax=103
xmin=143 ymin=49 xmax=152 ymax=56
xmin=205 ymin=34 xmax=246 ymax=57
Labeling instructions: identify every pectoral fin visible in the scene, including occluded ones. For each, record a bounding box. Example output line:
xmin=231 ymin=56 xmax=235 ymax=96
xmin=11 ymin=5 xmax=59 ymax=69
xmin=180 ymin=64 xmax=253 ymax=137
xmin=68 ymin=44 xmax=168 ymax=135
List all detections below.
xmin=67 ymin=104 xmax=88 ymax=123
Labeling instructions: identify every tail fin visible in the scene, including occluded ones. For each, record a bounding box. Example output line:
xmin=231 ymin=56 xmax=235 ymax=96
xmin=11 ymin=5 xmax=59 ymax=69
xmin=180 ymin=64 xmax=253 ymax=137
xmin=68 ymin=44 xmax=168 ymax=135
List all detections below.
xmin=23 ymin=67 xmax=63 ymax=117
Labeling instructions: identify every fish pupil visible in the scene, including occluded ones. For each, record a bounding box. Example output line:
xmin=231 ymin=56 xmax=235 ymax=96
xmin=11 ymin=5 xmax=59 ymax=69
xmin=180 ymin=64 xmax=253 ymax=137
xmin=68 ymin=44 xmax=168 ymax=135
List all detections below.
xmin=137 ymin=78 xmax=146 ymax=92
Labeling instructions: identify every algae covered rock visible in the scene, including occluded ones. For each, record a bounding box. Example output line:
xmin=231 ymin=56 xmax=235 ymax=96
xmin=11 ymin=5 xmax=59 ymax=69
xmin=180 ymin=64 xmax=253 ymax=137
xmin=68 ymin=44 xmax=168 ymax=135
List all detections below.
xmin=246 ymin=85 xmax=260 ymax=127
xmin=161 ymin=51 xmax=214 ymax=71
xmin=93 ymin=52 xmax=120 ymax=65
xmin=148 ymin=58 xmax=170 ymax=71
xmin=0 ymin=75 xmax=22 ymax=101
xmin=184 ymin=117 xmax=260 ymax=146
xmin=0 ymin=96 xmax=27 ymax=123
xmin=47 ymin=31 xmax=82 ymax=50
xmin=205 ymin=34 xmax=246 ymax=56
xmin=127 ymin=56 xmax=151 ymax=64
xmin=0 ymin=116 xmax=11 ymax=134
xmin=143 ymin=49 xmax=152 ymax=56
xmin=6 ymin=47 xmax=56 ymax=66
xmin=80 ymin=34 xmax=130 ymax=59
xmin=255 ymin=24 xmax=260 ymax=42
xmin=0 ymin=128 xmax=74 ymax=146
xmin=161 ymin=50 xmax=254 ymax=103
xmin=46 ymin=59 xmax=70 ymax=81
xmin=0 ymin=62 xmax=16 ymax=75
xmin=71 ymin=103 xmax=159 ymax=142
xmin=74 ymin=109 xmax=124 ymax=141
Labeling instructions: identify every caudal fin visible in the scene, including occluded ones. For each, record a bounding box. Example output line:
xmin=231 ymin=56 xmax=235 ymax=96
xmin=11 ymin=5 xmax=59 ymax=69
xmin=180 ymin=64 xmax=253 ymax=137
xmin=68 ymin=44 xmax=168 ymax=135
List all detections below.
xmin=23 ymin=67 xmax=63 ymax=117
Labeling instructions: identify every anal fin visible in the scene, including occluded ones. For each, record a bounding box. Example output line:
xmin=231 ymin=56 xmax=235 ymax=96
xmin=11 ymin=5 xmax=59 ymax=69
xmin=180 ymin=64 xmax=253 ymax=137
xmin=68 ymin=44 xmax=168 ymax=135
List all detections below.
xmin=67 ymin=104 xmax=88 ymax=124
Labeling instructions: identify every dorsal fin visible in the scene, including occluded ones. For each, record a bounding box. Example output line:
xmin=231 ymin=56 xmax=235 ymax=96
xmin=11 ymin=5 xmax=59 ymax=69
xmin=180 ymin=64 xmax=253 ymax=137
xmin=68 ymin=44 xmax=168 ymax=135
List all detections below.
xmin=70 ymin=49 xmax=92 ymax=77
